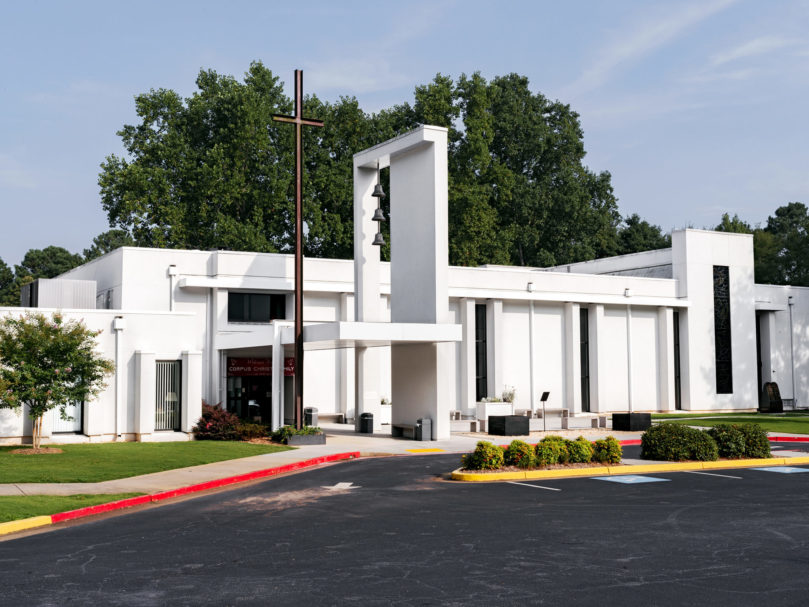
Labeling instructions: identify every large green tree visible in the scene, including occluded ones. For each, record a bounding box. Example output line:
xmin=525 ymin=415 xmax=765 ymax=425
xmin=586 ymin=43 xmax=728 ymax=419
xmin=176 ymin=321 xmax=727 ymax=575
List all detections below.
xmin=83 ymin=229 xmax=136 ymax=261
xmin=99 ymin=65 xmax=625 ymax=268
xmin=760 ymin=202 xmax=809 ymax=286
xmin=0 ymin=258 xmax=14 ymax=306
xmin=617 ymin=214 xmax=671 ymax=255
xmin=0 ymin=312 xmax=114 ymax=449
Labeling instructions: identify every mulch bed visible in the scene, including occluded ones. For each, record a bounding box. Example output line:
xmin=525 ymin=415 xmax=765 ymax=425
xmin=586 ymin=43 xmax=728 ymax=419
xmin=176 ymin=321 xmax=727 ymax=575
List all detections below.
xmin=9 ymin=447 xmax=64 ymax=455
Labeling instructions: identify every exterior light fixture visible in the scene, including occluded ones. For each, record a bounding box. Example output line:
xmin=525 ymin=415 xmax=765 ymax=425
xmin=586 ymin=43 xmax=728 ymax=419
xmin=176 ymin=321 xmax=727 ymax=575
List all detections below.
xmin=527 ymin=282 xmax=534 ymax=293
xmin=371 ymin=161 xmax=386 ymax=246
xmin=624 ymin=288 xmax=632 ymax=298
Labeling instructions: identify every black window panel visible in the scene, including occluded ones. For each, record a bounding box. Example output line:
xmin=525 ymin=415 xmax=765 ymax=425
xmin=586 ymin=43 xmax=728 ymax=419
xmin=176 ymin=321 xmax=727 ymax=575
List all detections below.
xmin=713 ymin=265 xmax=733 ymax=394
xmin=475 ymin=304 xmax=488 ymax=402
xmin=674 ymin=310 xmax=682 ymax=410
xmin=580 ymin=308 xmax=590 ymax=413
xmin=228 ymin=293 xmax=286 ymax=323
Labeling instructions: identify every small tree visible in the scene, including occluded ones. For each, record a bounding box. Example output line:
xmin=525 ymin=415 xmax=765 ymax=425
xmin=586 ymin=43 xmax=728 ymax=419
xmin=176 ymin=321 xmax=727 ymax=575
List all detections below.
xmin=0 ymin=312 xmax=114 ymax=449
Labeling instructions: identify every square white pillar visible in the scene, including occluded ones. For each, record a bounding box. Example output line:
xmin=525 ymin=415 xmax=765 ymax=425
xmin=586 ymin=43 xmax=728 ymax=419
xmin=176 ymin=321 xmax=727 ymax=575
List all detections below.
xmin=134 ymin=351 xmax=156 ymax=439
xmin=564 ymin=302 xmax=581 ymax=414
xmin=182 ymin=350 xmax=202 ymax=433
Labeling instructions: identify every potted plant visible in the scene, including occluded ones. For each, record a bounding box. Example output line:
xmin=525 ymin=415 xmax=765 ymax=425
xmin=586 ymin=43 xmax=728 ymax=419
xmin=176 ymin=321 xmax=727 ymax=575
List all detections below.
xmin=475 ymin=386 xmax=516 ymax=422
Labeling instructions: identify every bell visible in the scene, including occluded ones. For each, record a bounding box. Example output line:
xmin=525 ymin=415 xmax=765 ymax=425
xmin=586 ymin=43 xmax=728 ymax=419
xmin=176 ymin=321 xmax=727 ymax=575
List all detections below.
xmin=372 ymin=183 xmax=386 ymax=199
xmin=372 ymin=232 xmax=385 ymax=246
xmin=372 ymin=207 xmax=385 ymax=222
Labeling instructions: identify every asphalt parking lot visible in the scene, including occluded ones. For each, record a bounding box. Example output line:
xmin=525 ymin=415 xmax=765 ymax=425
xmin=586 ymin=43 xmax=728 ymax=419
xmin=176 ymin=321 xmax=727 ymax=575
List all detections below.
xmin=2 ymin=445 xmax=809 ymax=606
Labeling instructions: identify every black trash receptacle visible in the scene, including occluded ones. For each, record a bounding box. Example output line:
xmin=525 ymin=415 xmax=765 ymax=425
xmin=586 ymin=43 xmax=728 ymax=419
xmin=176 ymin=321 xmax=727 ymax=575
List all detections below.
xmin=415 ymin=418 xmax=432 ymax=441
xmin=304 ymin=407 xmax=318 ymax=426
xmin=359 ymin=412 xmax=374 ymax=434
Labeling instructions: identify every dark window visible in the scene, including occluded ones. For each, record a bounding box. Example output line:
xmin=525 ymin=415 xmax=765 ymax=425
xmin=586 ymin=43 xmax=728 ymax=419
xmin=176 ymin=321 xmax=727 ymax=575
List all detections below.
xmin=674 ymin=310 xmax=682 ymax=410
xmin=580 ymin=308 xmax=590 ymax=413
xmin=475 ymin=304 xmax=488 ymax=401
xmin=713 ymin=266 xmax=733 ymax=394
xmin=228 ymin=293 xmax=286 ymax=323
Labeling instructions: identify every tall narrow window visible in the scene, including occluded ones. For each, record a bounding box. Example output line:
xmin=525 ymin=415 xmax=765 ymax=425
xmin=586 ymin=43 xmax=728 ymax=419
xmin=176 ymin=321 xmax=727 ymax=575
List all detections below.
xmin=674 ymin=310 xmax=682 ymax=410
xmin=713 ymin=266 xmax=733 ymax=394
xmin=475 ymin=304 xmax=488 ymax=402
xmin=580 ymin=308 xmax=590 ymax=413
xmin=155 ymin=360 xmax=182 ymax=431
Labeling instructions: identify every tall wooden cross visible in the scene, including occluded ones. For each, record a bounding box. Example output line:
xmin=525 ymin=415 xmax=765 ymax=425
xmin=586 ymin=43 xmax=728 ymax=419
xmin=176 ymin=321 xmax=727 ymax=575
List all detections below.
xmin=273 ymin=70 xmax=324 ymax=430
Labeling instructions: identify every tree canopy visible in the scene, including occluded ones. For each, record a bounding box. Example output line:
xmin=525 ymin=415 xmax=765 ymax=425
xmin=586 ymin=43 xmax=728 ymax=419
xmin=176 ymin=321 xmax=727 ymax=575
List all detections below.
xmin=0 ymin=312 xmax=114 ymax=449
xmin=98 ymin=64 xmax=625 ymax=268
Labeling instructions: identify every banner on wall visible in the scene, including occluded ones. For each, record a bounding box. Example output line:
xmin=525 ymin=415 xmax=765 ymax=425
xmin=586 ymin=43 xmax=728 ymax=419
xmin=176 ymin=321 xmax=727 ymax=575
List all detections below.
xmin=284 ymin=357 xmax=295 ymax=376
xmin=227 ymin=358 xmax=270 ymax=377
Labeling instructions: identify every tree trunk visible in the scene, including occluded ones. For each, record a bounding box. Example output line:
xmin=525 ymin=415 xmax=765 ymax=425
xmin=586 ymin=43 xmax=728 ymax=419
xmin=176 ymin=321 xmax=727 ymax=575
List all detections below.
xmin=33 ymin=414 xmax=42 ymax=450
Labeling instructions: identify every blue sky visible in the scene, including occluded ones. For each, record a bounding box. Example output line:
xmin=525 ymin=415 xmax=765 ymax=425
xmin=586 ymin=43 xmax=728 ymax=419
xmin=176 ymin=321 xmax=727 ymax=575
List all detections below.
xmin=1 ymin=0 xmax=808 ymax=266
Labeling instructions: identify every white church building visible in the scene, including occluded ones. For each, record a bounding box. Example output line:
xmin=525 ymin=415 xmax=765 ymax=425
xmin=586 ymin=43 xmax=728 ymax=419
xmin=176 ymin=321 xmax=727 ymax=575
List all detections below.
xmin=0 ymin=125 xmax=806 ymax=444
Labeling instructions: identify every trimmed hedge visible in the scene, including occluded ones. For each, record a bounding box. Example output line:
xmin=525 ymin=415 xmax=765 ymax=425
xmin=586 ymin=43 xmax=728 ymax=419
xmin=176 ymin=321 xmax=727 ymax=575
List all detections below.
xmin=739 ymin=424 xmax=771 ymax=458
xmin=707 ymin=424 xmax=746 ymax=458
xmin=535 ymin=439 xmax=565 ymax=466
xmin=193 ymin=403 xmax=241 ymax=441
xmin=567 ymin=436 xmax=595 ymax=463
xmin=592 ymin=436 xmax=623 ymax=464
xmin=463 ymin=441 xmax=505 ymax=470
xmin=504 ymin=440 xmax=534 ymax=468
xmin=641 ymin=424 xmax=718 ymax=461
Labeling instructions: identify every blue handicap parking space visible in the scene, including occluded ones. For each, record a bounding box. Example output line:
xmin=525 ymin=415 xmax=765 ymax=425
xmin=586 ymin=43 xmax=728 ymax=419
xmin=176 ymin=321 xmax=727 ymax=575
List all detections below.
xmin=752 ymin=466 xmax=809 ymax=474
xmin=592 ymin=475 xmax=670 ymax=484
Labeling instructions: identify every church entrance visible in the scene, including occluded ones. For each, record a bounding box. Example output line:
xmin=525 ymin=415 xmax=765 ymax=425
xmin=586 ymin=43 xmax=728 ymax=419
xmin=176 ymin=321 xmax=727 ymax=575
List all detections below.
xmin=226 ymin=358 xmax=272 ymax=423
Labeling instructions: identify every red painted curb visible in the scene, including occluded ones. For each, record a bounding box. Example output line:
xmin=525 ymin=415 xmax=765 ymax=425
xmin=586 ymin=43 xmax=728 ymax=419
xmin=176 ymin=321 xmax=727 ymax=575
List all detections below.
xmin=769 ymin=436 xmax=809 ymax=442
xmin=50 ymin=451 xmax=360 ymax=524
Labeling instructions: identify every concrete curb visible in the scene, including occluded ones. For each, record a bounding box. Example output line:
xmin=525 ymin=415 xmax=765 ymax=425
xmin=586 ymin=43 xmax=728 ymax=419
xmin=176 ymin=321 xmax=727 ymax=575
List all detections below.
xmin=0 ymin=451 xmax=360 ymax=537
xmin=451 ymin=455 xmax=809 ymax=482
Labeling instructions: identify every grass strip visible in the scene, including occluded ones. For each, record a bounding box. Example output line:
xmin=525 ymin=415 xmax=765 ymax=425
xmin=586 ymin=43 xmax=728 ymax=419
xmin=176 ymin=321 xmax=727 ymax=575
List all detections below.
xmin=652 ymin=412 xmax=809 ymax=420
xmin=0 ymin=442 xmax=292 ymax=483
xmin=658 ymin=416 xmax=809 ymax=435
xmin=0 ymin=493 xmax=143 ymax=523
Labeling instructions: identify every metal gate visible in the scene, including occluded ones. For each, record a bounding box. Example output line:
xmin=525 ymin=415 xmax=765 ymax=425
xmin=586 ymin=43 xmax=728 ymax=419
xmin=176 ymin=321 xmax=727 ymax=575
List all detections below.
xmin=155 ymin=360 xmax=181 ymax=431
xmin=51 ymin=402 xmax=83 ymax=433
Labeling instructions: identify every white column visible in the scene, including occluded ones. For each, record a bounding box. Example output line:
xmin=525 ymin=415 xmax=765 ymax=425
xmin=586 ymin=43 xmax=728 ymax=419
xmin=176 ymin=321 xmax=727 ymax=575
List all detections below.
xmin=181 ymin=350 xmax=202 ymax=433
xmin=589 ymin=305 xmax=604 ymax=413
xmin=626 ymin=304 xmax=633 ymax=413
xmin=486 ymin=299 xmax=504 ymax=398
xmin=529 ymin=299 xmax=535 ymax=412
xmin=564 ymin=302 xmax=581 ymax=414
xmin=460 ymin=298 xmax=476 ymax=414
xmin=271 ymin=323 xmax=283 ymax=431
xmin=657 ymin=307 xmax=675 ymax=411
xmin=339 ymin=293 xmax=356 ymax=422
xmin=134 ymin=351 xmax=156 ymax=439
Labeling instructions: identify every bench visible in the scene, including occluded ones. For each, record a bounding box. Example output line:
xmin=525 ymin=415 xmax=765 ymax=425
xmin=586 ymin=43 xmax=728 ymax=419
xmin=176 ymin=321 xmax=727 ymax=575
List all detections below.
xmin=392 ymin=423 xmax=416 ymax=439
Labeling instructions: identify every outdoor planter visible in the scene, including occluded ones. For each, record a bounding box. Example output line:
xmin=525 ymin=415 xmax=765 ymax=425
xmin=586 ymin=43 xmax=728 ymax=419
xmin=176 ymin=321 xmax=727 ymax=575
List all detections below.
xmin=379 ymin=404 xmax=392 ymax=425
xmin=475 ymin=402 xmax=514 ymax=422
xmin=612 ymin=413 xmax=651 ymax=432
xmin=285 ymin=433 xmax=326 ymax=445
xmin=488 ymin=415 xmax=529 ymax=436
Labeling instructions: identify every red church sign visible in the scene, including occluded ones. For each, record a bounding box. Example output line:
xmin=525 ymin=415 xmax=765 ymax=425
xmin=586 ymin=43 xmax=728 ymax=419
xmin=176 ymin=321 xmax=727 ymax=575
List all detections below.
xmin=284 ymin=357 xmax=295 ymax=376
xmin=227 ymin=358 xmax=270 ymax=377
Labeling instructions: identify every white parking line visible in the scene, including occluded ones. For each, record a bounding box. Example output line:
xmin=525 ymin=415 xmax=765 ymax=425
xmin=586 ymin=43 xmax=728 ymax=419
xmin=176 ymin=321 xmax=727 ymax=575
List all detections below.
xmin=683 ymin=471 xmax=742 ymax=479
xmin=506 ymin=481 xmax=562 ymax=492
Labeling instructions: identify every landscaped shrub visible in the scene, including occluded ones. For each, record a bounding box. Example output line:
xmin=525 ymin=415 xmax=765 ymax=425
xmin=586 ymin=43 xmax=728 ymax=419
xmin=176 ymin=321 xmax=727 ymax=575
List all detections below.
xmin=592 ymin=436 xmax=623 ymax=464
xmin=640 ymin=424 xmax=718 ymax=461
xmin=567 ymin=436 xmax=595 ymax=463
xmin=462 ymin=441 xmax=505 ymax=470
xmin=237 ymin=422 xmax=269 ymax=441
xmin=193 ymin=403 xmax=240 ymax=441
xmin=504 ymin=440 xmax=534 ymax=468
xmin=739 ymin=423 xmax=771 ymax=458
xmin=535 ymin=440 xmax=565 ymax=466
xmin=708 ymin=424 xmax=746 ymax=458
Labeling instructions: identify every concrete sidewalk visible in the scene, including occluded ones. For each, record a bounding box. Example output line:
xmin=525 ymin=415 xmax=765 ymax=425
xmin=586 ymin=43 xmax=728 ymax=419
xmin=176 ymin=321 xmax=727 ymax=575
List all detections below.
xmin=3 ymin=424 xmax=807 ymax=496
xmin=0 ymin=424 xmax=642 ymax=496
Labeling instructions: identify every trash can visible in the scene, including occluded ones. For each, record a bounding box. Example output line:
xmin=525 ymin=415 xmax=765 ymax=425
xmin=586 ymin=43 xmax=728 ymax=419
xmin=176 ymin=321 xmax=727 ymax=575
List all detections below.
xmin=304 ymin=407 xmax=318 ymax=427
xmin=359 ymin=412 xmax=374 ymax=434
xmin=415 ymin=417 xmax=432 ymax=441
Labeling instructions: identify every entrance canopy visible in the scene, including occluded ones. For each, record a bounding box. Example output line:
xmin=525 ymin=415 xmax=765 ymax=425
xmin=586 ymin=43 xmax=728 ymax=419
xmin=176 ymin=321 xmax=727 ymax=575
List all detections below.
xmin=289 ymin=321 xmax=461 ymax=351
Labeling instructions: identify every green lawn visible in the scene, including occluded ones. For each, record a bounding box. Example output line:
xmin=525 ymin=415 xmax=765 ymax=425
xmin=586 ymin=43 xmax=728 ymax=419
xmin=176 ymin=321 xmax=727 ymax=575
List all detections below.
xmin=0 ymin=494 xmax=143 ymax=523
xmin=655 ymin=414 xmax=809 ymax=435
xmin=652 ymin=412 xmax=809 ymax=420
xmin=0 ymin=442 xmax=292 ymax=483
